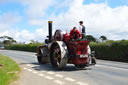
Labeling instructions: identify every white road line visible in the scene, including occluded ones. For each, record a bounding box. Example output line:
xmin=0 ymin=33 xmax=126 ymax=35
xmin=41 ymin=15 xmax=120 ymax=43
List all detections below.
xmin=26 ymin=64 xmax=31 ymax=67
xmin=64 ymin=77 xmax=76 ymax=82
xmin=27 ymin=64 xmax=37 ymax=67
xmin=47 ymin=71 xmax=55 ymax=75
xmin=95 ymin=64 xmax=101 ymax=67
xmin=55 ymin=74 xmax=64 ymax=78
xmin=76 ymin=82 xmax=88 ymax=85
xmin=23 ymin=67 xmax=27 ymax=70
xmin=54 ymin=80 xmax=65 ymax=85
xmin=40 ymin=71 xmax=46 ymax=73
xmin=32 ymin=71 xmax=38 ymax=74
xmin=29 ymin=65 xmax=34 ymax=67
xmin=96 ymin=64 xmax=128 ymax=71
xmin=29 ymin=65 xmax=33 ymax=67
xmin=27 ymin=69 xmax=32 ymax=72
xmin=45 ymin=76 xmax=54 ymax=80
xmin=38 ymin=73 xmax=45 ymax=77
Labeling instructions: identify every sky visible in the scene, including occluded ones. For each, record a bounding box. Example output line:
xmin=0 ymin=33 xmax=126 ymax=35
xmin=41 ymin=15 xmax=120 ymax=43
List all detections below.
xmin=0 ymin=0 xmax=128 ymax=42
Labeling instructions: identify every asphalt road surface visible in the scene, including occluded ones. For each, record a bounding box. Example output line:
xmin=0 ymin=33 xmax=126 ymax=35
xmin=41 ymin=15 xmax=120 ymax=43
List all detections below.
xmin=0 ymin=50 xmax=128 ymax=85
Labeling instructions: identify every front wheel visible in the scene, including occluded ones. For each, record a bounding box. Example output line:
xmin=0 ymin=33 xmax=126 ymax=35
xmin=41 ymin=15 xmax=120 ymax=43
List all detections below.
xmin=37 ymin=47 xmax=50 ymax=64
xmin=37 ymin=55 xmax=42 ymax=64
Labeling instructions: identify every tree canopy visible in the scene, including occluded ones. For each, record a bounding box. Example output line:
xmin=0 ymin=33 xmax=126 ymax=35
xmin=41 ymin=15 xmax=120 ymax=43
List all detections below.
xmin=0 ymin=36 xmax=16 ymax=45
xmin=100 ymin=35 xmax=107 ymax=42
xmin=86 ymin=35 xmax=96 ymax=42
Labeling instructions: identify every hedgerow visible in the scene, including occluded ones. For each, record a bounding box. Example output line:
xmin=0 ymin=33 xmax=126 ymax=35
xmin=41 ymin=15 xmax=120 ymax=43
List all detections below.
xmin=90 ymin=40 xmax=128 ymax=62
xmin=5 ymin=40 xmax=128 ymax=62
xmin=5 ymin=43 xmax=43 ymax=52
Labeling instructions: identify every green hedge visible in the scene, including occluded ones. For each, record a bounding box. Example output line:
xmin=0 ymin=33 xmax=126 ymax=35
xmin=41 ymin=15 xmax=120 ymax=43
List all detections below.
xmin=5 ymin=43 xmax=43 ymax=52
xmin=90 ymin=40 xmax=128 ymax=62
xmin=5 ymin=40 xmax=128 ymax=62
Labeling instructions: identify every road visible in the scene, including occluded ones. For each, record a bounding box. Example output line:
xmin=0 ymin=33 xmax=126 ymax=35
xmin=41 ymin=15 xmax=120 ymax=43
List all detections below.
xmin=0 ymin=50 xmax=128 ymax=85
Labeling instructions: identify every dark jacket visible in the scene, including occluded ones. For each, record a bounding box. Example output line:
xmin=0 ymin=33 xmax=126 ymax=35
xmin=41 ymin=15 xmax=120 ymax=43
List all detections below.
xmin=82 ymin=25 xmax=85 ymax=33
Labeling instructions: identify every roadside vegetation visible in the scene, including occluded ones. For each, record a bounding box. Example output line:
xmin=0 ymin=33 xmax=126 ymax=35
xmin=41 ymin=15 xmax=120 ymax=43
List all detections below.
xmin=1 ymin=35 xmax=128 ymax=62
xmin=90 ymin=40 xmax=128 ymax=62
xmin=0 ymin=55 xmax=20 ymax=85
xmin=5 ymin=43 xmax=43 ymax=52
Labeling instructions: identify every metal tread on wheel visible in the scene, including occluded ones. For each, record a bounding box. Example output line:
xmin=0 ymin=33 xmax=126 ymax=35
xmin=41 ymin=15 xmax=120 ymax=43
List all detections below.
xmin=37 ymin=47 xmax=50 ymax=64
xmin=50 ymin=41 xmax=68 ymax=70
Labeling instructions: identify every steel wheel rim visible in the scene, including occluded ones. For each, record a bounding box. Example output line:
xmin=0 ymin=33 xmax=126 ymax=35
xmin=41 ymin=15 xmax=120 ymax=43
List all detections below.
xmin=53 ymin=45 xmax=61 ymax=66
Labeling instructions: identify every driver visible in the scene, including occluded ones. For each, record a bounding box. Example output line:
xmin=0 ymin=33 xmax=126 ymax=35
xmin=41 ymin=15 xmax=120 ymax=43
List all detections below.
xmin=70 ymin=27 xmax=82 ymax=40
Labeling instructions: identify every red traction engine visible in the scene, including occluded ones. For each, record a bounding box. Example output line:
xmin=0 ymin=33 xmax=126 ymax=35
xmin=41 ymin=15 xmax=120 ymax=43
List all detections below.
xmin=36 ymin=21 xmax=96 ymax=69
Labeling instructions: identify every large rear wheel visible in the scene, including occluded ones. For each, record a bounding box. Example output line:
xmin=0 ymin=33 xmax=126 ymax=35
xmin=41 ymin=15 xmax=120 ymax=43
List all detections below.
xmin=50 ymin=41 xmax=68 ymax=69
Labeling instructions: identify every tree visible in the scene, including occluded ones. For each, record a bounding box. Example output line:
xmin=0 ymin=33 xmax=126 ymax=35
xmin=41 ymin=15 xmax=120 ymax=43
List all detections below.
xmin=29 ymin=40 xmax=39 ymax=44
xmin=0 ymin=36 xmax=16 ymax=45
xmin=86 ymin=35 xmax=96 ymax=42
xmin=100 ymin=35 xmax=107 ymax=42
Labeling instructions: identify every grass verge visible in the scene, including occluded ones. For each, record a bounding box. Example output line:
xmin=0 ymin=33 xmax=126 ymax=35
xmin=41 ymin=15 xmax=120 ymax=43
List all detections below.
xmin=0 ymin=54 xmax=20 ymax=85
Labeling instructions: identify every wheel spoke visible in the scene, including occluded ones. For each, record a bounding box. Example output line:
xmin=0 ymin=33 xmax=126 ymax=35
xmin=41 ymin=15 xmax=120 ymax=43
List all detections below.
xmin=53 ymin=46 xmax=61 ymax=66
xmin=50 ymin=42 xmax=68 ymax=69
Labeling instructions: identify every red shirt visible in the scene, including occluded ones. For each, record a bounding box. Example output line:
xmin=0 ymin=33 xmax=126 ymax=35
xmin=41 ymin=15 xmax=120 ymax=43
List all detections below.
xmin=70 ymin=29 xmax=82 ymax=39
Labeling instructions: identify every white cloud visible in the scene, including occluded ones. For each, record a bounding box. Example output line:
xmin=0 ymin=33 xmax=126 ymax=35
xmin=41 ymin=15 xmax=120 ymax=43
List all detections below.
xmin=0 ymin=12 xmax=22 ymax=24
xmin=19 ymin=0 xmax=73 ymax=26
xmin=0 ymin=31 xmax=9 ymax=36
xmin=15 ymin=30 xmax=35 ymax=41
xmin=48 ymin=0 xmax=128 ymax=40
xmin=0 ymin=27 xmax=48 ymax=42
xmin=1 ymin=0 xmax=128 ymax=42
xmin=20 ymin=0 xmax=53 ymax=18
xmin=52 ymin=0 xmax=73 ymax=10
xmin=1 ymin=1 xmax=45 ymax=42
xmin=14 ymin=28 xmax=48 ymax=42
xmin=0 ymin=0 xmax=17 ymax=3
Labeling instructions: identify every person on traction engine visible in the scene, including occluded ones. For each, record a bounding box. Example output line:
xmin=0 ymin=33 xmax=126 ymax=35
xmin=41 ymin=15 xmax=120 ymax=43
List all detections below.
xmin=70 ymin=27 xmax=82 ymax=40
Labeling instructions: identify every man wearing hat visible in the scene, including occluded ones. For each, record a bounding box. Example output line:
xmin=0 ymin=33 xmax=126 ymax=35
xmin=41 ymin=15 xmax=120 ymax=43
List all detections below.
xmin=79 ymin=21 xmax=86 ymax=39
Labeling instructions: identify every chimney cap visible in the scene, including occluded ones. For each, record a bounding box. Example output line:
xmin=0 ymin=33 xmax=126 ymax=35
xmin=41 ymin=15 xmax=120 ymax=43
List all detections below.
xmin=48 ymin=21 xmax=53 ymax=23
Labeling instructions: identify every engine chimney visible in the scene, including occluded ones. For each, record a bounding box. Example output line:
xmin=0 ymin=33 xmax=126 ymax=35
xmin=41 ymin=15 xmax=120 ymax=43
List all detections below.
xmin=48 ymin=21 xmax=52 ymax=42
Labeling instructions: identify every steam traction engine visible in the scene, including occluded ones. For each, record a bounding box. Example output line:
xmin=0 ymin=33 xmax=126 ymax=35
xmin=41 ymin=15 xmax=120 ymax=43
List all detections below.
xmin=36 ymin=21 xmax=96 ymax=69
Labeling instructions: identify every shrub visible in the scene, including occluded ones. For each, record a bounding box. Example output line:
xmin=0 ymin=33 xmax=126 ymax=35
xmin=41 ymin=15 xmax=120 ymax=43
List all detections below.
xmin=90 ymin=40 xmax=128 ymax=62
xmin=5 ymin=43 xmax=43 ymax=52
xmin=5 ymin=40 xmax=128 ymax=62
